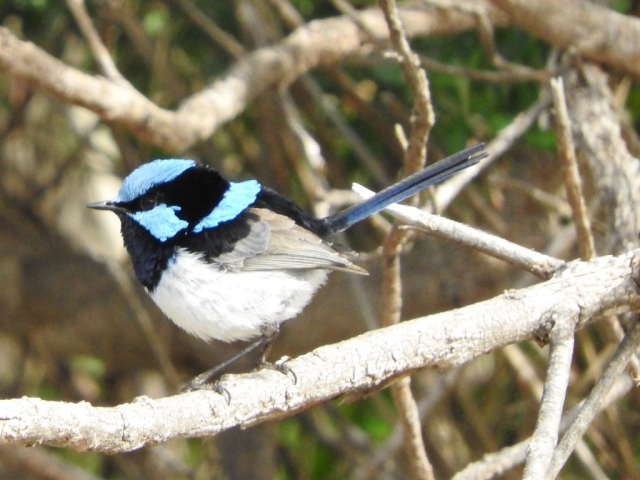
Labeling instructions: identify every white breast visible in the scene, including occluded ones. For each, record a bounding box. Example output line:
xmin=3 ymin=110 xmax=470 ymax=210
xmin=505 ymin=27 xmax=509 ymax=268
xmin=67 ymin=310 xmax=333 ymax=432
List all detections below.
xmin=149 ymin=248 xmax=329 ymax=343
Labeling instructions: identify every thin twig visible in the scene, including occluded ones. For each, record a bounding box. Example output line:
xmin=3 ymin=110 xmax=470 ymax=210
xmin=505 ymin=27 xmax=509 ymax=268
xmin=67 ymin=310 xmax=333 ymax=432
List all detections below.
xmin=352 ymin=184 xmax=564 ymax=279
xmin=523 ymin=326 xmax=575 ymax=478
xmin=353 ymin=370 xmax=461 ymax=480
xmin=437 ymin=90 xmax=551 ymax=211
xmin=474 ymin=6 xmax=546 ymax=80
xmin=503 ymin=346 xmax=610 ymax=480
xmin=102 ymin=1 xmax=187 ymax=100
xmin=391 ymin=376 xmax=434 ymax=478
xmin=380 ymin=210 xmax=435 ymax=480
xmin=168 ymin=0 xmax=245 ymax=57
xmin=298 ymin=76 xmax=391 ymax=187
xmin=547 ymin=319 xmax=640 ymax=478
xmin=377 ymin=0 xmax=436 ymax=477
xmin=491 ymin=175 xmax=571 ymax=217
xmin=65 ymin=0 xmax=129 ymax=86
xmin=419 ymin=53 xmax=555 ymax=84
xmin=452 ymin=374 xmax=633 ymax=479
xmin=550 ymin=76 xmax=596 ymax=261
xmin=378 ymin=0 xmax=433 ymax=177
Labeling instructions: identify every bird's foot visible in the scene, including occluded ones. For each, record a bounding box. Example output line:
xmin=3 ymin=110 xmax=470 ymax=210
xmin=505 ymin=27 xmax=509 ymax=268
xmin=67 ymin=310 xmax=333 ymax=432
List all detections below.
xmin=181 ymin=378 xmax=231 ymax=404
xmin=256 ymin=356 xmax=297 ymax=384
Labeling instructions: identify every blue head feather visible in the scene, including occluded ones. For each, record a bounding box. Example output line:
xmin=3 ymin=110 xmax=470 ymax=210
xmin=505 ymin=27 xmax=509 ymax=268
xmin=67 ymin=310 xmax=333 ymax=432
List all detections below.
xmin=130 ymin=204 xmax=189 ymax=242
xmin=193 ymin=180 xmax=261 ymax=233
xmin=116 ymin=159 xmax=196 ymax=203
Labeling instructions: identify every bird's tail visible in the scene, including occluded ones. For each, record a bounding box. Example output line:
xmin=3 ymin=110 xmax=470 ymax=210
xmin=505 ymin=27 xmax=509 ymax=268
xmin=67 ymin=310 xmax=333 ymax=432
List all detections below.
xmin=323 ymin=143 xmax=487 ymax=234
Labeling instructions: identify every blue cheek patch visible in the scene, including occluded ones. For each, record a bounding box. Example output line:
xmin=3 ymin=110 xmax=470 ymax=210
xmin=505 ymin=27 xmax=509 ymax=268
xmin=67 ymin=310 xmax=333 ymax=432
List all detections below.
xmin=193 ymin=180 xmax=261 ymax=233
xmin=130 ymin=204 xmax=189 ymax=242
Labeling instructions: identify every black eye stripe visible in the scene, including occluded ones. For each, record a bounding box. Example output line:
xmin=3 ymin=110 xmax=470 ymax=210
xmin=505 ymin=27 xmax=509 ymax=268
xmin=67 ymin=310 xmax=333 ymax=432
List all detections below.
xmin=120 ymin=166 xmax=230 ymax=222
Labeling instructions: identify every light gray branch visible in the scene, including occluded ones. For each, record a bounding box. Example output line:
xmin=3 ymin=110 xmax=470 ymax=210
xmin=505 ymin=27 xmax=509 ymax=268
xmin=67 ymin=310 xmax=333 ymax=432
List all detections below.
xmin=550 ymin=76 xmax=596 ymax=260
xmin=564 ymin=64 xmax=640 ymax=254
xmin=352 ymin=184 xmax=564 ymax=278
xmin=491 ymin=0 xmax=640 ymax=77
xmin=0 ymin=4 xmax=506 ymax=152
xmin=452 ymin=373 xmax=633 ymax=480
xmin=0 ymin=250 xmax=639 ymax=453
xmin=523 ymin=326 xmax=574 ymax=478
xmin=547 ymin=319 xmax=640 ymax=478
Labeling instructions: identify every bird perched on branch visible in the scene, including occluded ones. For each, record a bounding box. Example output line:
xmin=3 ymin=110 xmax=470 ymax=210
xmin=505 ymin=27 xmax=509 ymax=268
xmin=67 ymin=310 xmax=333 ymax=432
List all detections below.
xmin=89 ymin=143 xmax=487 ymax=390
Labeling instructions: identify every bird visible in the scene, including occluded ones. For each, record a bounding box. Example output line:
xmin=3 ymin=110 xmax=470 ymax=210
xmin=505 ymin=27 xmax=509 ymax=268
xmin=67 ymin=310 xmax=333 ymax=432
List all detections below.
xmin=88 ymin=143 xmax=487 ymax=390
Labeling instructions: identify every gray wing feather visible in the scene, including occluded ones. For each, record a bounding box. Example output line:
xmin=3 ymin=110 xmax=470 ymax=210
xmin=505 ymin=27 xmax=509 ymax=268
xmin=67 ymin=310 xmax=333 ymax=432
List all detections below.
xmin=210 ymin=219 xmax=270 ymax=267
xmin=216 ymin=208 xmax=367 ymax=274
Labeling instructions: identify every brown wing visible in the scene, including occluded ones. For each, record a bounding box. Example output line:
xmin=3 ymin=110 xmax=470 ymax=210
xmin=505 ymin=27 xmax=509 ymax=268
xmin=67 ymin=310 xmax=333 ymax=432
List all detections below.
xmin=214 ymin=208 xmax=367 ymax=274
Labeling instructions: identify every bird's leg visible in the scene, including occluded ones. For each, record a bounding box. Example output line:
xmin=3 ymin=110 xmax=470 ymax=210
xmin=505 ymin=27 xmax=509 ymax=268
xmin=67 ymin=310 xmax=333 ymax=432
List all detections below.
xmin=182 ymin=336 xmax=273 ymax=392
xmin=256 ymin=323 xmax=280 ymax=365
xmin=255 ymin=324 xmax=297 ymax=383
xmin=182 ymin=324 xmax=294 ymax=393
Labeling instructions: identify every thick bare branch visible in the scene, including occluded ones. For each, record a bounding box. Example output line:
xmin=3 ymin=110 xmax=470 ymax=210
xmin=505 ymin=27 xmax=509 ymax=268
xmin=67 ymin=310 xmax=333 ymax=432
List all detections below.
xmin=0 ymin=5 xmax=506 ymax=153
xmin=564 ymin=64 xmax=640 ymax=254
xmin=0 ymin=250 xmax=638 ymax=453
xmin=491 ymin=0 xmax=640 ymax=77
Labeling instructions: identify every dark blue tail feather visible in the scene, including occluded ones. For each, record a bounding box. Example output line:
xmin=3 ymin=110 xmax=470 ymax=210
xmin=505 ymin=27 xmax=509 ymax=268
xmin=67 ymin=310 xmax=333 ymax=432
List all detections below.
xmin=323 ymin=144 xmax=487 ymax=234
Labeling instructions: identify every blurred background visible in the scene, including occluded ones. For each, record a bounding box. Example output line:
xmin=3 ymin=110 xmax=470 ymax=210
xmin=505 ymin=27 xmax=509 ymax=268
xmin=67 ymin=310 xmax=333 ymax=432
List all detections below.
xmin=0 ymin=0 xmax=639 ymax=479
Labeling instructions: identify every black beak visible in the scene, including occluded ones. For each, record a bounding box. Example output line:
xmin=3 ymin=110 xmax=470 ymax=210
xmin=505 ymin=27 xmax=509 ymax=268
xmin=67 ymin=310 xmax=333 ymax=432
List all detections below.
xmin=87 ymin=200 xmax=128 ymax=214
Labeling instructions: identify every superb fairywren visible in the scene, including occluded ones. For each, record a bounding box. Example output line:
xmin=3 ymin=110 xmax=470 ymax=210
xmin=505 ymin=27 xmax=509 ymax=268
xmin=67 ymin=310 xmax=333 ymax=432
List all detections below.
xmin=88 ymin=144 xmax=486 ymax=389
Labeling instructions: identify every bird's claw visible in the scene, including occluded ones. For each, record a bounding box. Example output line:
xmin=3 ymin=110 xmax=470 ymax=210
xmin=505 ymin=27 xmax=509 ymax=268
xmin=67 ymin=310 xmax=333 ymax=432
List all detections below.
xmin=257 ymin=356 xmax=297 ymax=384
xmin=181 ymin=379 xmax=232 ymax=404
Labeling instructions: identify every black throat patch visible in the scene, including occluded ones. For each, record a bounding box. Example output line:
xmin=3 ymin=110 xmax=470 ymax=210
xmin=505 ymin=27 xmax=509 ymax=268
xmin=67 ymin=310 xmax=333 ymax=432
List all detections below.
xmin=119 ymin=214 xmax=175 ymax=291
xmin=119 ymin=210 xmax=257 ymax=291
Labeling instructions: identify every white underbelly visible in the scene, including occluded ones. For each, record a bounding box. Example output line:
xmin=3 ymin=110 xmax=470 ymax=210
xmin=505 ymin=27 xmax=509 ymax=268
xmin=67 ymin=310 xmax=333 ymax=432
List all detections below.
xmin=149 ymin=249 xmax=329 ymax=342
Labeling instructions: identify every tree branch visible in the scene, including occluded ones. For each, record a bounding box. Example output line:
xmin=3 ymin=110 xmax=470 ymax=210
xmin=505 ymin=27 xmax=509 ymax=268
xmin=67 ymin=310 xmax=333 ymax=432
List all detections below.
xmin=377 ymin=0 xmax=436 ymax=476
xmin=1 ymin=250 xmax=638 ymax=453
xmin=548 ymin=319 xmax=640 ymax=477
xmin=564 ymin=64 xmax=640 ymax=253
xmin=435 ymin=90 xmax=551 ymax=211
xmin=523 ymin=325 xmax=574 ymax=478
xmin=0 ymin=5 xmax=506 ymax=153
xmin=452 ymin=373 xmax=633 ymax=479
xmin=65 ymin=0 xmax=129 ymax=85
xmin=550 ymin=76 xmax=596 ymax=261
xmin=352 ymin=184 xmax=564 ymax=279
xmin=491 ymin=0 xmax=640 ymax=77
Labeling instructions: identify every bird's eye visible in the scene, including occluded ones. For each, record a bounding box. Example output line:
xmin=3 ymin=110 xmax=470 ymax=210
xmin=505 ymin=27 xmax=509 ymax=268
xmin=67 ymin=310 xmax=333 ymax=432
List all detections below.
xmin=140 ymin=197 xmax=156 ymax=211
xmin=139 ymin=192 xmax=164 ymax=211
